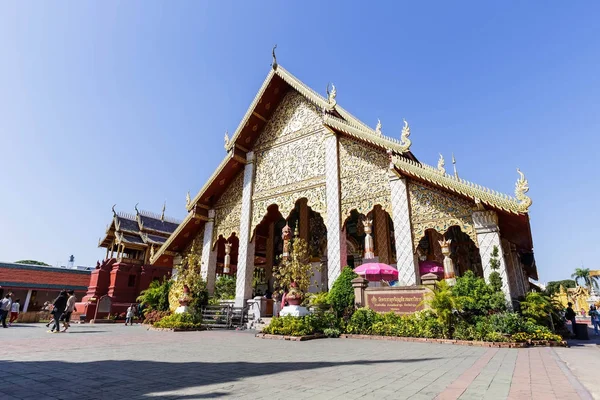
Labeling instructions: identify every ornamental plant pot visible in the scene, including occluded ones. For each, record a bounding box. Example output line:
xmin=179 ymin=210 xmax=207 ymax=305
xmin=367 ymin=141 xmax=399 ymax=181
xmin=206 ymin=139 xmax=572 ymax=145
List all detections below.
xmin=286 ymin=287 xmax=304 ymax=306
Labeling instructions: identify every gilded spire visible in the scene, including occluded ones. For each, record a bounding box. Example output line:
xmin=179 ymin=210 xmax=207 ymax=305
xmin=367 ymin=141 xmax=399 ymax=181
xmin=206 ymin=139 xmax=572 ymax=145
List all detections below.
xmin=515 ymin=168 xmax=532 ymax=212
xmin=399 ymin=118 xmax=412 ymax=153
xmin=452 ymin=153 xmax=459 ymax=179
xmin=437 ymin=153 xmax=446 ymax=175
xmin=271 ymin=44 xmax=278 ymax=70
xmin=161 ymin=201 xmax=166 ymax=222
xmin=375 ymin=119 xmax=382 ymax=135
xmin=186 ymin=191 xmax=191 ymax=208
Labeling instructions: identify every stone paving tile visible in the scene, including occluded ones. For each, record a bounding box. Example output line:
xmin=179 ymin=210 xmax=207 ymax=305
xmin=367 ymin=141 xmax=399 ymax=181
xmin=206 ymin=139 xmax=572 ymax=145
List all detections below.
xmin=0 ymin=324 xmax=596 ymax=399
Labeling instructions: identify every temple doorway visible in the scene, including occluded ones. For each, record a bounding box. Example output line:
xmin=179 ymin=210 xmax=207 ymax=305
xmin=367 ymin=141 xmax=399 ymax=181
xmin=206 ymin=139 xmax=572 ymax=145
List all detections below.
xmin=343 ymin=205 xmax=396 ymax=267
xmin=416 ymin=226 xmax=482 ymax=278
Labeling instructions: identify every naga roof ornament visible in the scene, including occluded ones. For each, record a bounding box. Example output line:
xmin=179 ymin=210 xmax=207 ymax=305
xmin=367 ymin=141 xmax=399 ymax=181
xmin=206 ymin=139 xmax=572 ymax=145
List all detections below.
xmin=437 ymin=153 xmax=446 ymax=175
xmin=326 ymin=82 xmax=337 ymax=108
xmin=224 ymin=130 xmax=230 ymax=150
xmin=515 ymin=169 xmax=532 ymax=212
xmin=399 ymin=118 xmax=411 ymax=153
xmin=134 ymin=203 xmax=140 ymax=214
xmin=452 ymin=153 xmax=459 ymax=179
xmin=185 ymin=191 xmax=191 ymax=208
xmin=375 ymin=119 xmax=382 ymax=135
xmin=112 ymin=204 xmax=117 ymax=218
xmin=271 ymin=44 xmax=278 ymax=70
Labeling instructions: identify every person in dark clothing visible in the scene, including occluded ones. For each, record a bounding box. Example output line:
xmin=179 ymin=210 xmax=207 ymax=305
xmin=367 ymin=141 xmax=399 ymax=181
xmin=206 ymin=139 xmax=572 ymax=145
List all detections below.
xmin=565 ymin=302 xmax=577 ymax=336
xmin=48 ymin=291 xmax=68 ymax=333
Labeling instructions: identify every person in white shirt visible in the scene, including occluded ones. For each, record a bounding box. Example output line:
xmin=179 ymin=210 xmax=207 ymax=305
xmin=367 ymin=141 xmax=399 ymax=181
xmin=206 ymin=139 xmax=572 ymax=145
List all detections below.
xmin=0 ymin=294 xmax=12 ymax=328
xmin=125 ymin=304 xmax=135 ymax=326
xmin=9 ymin=299 xmax=20 ymax=326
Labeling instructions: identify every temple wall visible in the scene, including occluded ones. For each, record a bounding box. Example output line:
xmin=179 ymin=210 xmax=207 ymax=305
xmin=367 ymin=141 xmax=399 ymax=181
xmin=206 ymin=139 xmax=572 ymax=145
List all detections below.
xmin=251 ymin=91 xmax=327 ymax=229
xmin=338 ymin=137 xmax=391 ymax=222
xmin=408 ymin=181 xmax=477 ymax=249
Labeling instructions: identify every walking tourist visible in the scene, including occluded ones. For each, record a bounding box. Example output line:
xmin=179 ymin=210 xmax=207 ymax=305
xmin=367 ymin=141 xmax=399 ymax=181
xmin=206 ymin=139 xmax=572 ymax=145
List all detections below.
xmin=137 ymin=303 xmax=145 ymax=322
xmin=61 ymin=290 xmax=77 ymax=332
xmin=9 ymin=298 xmax=20 ymax=326
xmin=43 ymin=302 xmax=53 ymax=328
xmin=0 ymin=294 xmax=12 ymax=328
xmin=565 ymin=302 xmax=577 ymax=336
xmin=589 ymin=305 xmax=599 ymax=336
xmin=125 ymin=304 xmax=135 ymax=326
xmin=48 ymin=291 xmax=68 ymax=333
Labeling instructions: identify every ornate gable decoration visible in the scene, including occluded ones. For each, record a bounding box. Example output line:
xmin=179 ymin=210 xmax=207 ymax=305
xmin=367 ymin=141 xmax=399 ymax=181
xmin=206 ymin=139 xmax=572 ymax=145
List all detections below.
xmin=408 ymin=182 xmax=477 ymax=249
xmin=213 ymin=170 xmax=244 ymax=244
xmin=339 ymin=137 xmax=391 ymax=220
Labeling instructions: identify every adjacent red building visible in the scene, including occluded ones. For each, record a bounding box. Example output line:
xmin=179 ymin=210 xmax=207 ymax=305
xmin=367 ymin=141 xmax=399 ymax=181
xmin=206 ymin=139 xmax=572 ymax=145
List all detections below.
xmin=77 ymin=205 xmax=178 ymax=319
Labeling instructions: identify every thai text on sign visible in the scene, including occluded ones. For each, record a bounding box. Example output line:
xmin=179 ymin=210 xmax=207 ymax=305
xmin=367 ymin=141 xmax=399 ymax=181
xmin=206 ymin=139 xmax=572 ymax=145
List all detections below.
xmin=365 ymin=290 xmax=425 ymax=315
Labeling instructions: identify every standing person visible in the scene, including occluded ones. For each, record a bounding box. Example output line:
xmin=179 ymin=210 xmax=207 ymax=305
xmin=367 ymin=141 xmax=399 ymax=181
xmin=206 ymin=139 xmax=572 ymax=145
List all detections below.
xmin=136 ymin=303 xmax=145 ymax=323
xmin=48 ymin=291 xmax=68 ymax=333
xmin=61 ymin=290 xmax=77 ymax=332
xmin=589 ymin=305 xmax=600 ymax=336
xmin=565 ymin=302 xmax=577 ymax=336
xmin=0 ymin=294 xmax=12 ymax=328
xmin=125 ymin=304 xmax=134 ymax=326
xmin=9 ymin=299 xmax=20 ymax=326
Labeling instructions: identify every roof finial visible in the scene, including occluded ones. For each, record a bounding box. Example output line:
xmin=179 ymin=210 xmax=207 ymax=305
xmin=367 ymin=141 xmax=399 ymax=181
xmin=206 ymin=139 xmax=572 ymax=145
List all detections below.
xmin=399 ymin=118 xmax=412 ymax=153
xmin=112 ymin=204 xmax=117 ymax=217
xmin=515 ymin=168 xmax=532 ymax=212
xmin=161 ymin=201 xmax=166 ymax=222
xmin=326 ymin=82 xmax=337 ymax=107
xmin=186 ymin=191 xmax=191 ymax=208
xmin=224 ymin=130 xmax=230 ymax=150
xmin=134 ymin=203 xmax=140 ymax=214
xmin=437 ymin=153 xmax=446 ymax=175
xmin=271 ymin=44 xmax=278 ymax=70
xmin=375 ymin=119 xmax=382 ymax=135
xmin=452 ymin=153 xmax=459 ymax=179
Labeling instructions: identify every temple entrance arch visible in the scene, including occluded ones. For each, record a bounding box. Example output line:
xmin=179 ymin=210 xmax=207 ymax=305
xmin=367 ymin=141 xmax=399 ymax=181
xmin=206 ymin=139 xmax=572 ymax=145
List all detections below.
xmin=214 ymin=233 xmax=239 ymax=277
xmin=343 ymin=204 xmax=395 ymax=267
xmin=415 ymin=225 xmax=482 ymax=279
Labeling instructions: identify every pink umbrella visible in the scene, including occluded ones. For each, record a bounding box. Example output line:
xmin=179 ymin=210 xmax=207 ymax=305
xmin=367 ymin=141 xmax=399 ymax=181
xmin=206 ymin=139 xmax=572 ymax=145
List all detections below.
xmin=354 ymin=263 xmax=399 ymax=282
xmin=419 ymin=260 xmax=444 ymax=278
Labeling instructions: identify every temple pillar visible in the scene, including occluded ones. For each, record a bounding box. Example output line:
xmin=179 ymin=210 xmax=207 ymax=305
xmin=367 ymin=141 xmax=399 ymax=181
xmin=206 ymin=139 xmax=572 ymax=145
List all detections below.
xmin=299 ymin=199 xmax=309 ymax=243
xmin=388 ymin=172 xmax=418 ymax=285
xmin=22 ymin=289 xmax=33 ymax=313
xmin=472 ymin=210 xmax=512 ymax=304
xmin=324 ymin=132 xmax=344 ymax=287
xmin=201 ymin=210 xmax=218 ymax=295
xmin=235 ymin=151 xmax=256 ymax=307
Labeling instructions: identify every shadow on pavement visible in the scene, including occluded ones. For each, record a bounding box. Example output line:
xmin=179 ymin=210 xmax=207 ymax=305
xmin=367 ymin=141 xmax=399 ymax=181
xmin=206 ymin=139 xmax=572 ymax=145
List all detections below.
xmin=566 ymin=326 xmax=600 ymax=347
xmin=0 ymin=356 xmax=442 ymax=398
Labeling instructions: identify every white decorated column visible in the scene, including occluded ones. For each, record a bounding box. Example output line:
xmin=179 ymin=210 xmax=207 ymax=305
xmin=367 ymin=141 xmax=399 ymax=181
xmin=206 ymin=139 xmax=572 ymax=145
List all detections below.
xmin=201 ymin=209 xmax=218 ymax=295
xmin=235 ymin=151 xmax=256 ymax=307
xmin=472 ymin=210 xmax=512 ymax=304
xmin=324 ymin=131 xmax=344 ymax=288
xmin=388 ymin=172 xmax=418 ymax=285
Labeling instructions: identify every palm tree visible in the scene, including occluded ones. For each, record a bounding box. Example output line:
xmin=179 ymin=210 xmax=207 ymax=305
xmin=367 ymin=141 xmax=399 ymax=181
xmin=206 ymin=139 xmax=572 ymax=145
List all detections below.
xmin=571 ymin=268 xmax=599 ymax=291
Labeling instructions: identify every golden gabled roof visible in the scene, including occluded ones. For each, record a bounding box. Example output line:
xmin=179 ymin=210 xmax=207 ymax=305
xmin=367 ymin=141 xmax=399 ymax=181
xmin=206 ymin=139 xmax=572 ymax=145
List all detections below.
xmin=391 ymin=154 xmax=532 ymax=214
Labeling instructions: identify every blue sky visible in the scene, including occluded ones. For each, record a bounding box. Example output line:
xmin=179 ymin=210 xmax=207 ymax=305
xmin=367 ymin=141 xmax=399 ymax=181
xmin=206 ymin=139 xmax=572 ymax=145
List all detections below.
xmin=1 ymin=2 xmax=598 ymax=282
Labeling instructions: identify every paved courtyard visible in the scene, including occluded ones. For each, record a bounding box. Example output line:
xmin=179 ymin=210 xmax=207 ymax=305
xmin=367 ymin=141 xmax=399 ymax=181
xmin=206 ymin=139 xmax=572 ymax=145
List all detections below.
xmin=0 ymin=323 xmax=597 ymax=400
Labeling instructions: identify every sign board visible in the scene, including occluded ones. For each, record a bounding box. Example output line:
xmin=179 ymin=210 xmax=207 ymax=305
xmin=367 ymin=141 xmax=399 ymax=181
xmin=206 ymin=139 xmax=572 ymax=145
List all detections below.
xmin=364 ymin=288 xmax=426 ymax=315
xmin=97 ymin=296 xmax=112 ymax=313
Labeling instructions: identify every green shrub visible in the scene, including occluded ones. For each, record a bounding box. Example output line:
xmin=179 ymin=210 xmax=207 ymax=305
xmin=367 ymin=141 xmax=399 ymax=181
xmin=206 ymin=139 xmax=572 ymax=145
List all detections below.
xmin=453 ymin=320 xmax=476 ymax=341
xmin=346 ymin=308 xmax=379 ymax=334
xmin=214 ymin=275 xmax=236 ymax=300
xmin=306 ymin=292 xmax=331 ymax=310
xmin=154 ymin=312 xmax=202 ymax=330
xmin=453 ymin=271 xmax=506 ymax=315
xmin=137 ymin=278 xmax=172 ymax=312
xmin=323 ymin=328 xmax=341 ymax=338
xmin=328 ymin=266 xmax=358 ymax=317
xmin=487 ymin=312 xmax=527 ymax=335
xmin=262 ymin=316 xmax=313 ymax=336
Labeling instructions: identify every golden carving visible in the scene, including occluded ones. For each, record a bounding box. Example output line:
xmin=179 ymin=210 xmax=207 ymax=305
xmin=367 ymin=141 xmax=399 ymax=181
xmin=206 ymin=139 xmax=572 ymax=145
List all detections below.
xmin=253 ymin=91 xmax=323 ymax=151
xmin=437 ymin=154 xmax=446 ymax=175
xmin=339 ymin=137 xmax=391 ymax=220
xmin=326 ymin=82 xmax=337 ymax=107
xmin=224 ymin=131 xmax=230 ymax=150
xmin=213 ymin=170 xmax=244 ymax=244
xmin=515 ymin=169 xmax=532 ymax=212
xmin=375 ymin=119 xmax=382 ymax=135
xmin=408 ymin=182 xmax=477 ymax=249
xmin=399 ymin=119 xmax=412 ymax=153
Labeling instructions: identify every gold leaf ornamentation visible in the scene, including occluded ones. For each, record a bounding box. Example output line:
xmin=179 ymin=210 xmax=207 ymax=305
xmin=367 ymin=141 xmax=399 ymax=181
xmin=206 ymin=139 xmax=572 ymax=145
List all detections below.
xmin=212 ymin=170 xmax=244 ymax=244
xmin=339 ymin=137 xmax=392 ymax=220
xmin=408 ymin=182 xmax=477 ymax=249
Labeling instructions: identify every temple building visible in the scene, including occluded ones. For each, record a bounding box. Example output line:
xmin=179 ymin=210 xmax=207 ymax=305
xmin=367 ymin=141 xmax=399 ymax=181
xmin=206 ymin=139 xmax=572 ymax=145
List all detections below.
xmin=77 ymin=205 xmax=179 ymax=318
xmin=151 ymin=51 xmax=537 ymax=308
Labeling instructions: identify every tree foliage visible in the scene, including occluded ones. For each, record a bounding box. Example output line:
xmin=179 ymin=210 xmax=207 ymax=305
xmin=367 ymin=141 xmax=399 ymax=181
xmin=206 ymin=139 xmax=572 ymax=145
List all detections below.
xmin=571 ymin=268 xmax=599 ymax=291
xmin=426 ymin=280 xmax=460 ymax=338
xmin=15 ymin=260 xmax=50 ymax=266
xmin=544 ymin=280 xmax=576 ymax=296
xmin=488 ymin=246 xmax=503 ymax=293
xmin=137 ymin=278 xmax=172 ymax=312
xmin=452 ymin=271 xmax=506 ymax=315
xmin=273 ymin=237 xmax=315 ymax=296
xmin=214 ymin=275 xmax=236 ymax=300
xmin=328 ymin=266 xmax=358 ymax=317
